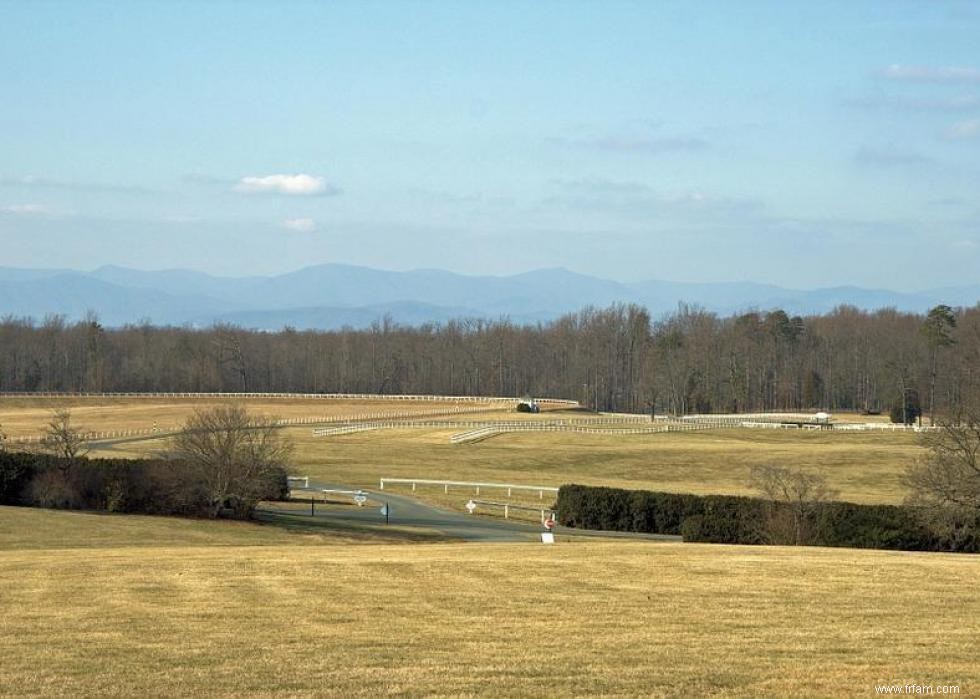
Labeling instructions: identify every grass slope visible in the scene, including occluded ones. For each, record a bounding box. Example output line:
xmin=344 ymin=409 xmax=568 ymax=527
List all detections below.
xmin=0 ymin=395 xmax=510 ymax=439
xmin=0 ymin=540 xmax=976 ymax=696
xmin=90 ymin=425 xmax=922 ymax=510
xmin=0 ymin=505 xmax=447 ymax=550
xmin=287 ymin=426 xmax=923 ymax=506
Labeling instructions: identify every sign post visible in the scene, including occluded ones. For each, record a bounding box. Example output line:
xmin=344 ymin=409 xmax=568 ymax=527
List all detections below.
xmin=542 ymin=514 xmax=556 ymax=544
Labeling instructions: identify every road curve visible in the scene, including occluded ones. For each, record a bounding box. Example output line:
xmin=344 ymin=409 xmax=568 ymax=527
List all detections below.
xmin=86 ymin=433 xmax=679 ymax=543
xmin=279 ymin=481 xmax=681 ymax=543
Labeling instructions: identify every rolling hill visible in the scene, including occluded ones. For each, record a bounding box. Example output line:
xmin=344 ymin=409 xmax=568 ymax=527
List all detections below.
xmin=0 ymin=263 xmax=976 ymax=329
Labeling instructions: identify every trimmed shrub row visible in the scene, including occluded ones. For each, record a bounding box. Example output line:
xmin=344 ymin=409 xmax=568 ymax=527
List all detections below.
xmin=556 ymin=484 xmax=977 ymax=553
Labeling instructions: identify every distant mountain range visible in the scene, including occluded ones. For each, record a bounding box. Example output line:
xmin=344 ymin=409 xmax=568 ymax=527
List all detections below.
xmin=0 ymin=264 xmax=977 ymax=330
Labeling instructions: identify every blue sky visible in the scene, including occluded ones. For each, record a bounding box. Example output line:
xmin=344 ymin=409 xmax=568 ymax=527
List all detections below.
xmin=2 ymin=0 xmax=979 ymax=288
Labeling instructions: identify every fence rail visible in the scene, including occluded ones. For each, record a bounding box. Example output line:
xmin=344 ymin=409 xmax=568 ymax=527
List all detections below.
xmin=7 ymin=402 xmax=517 ymax=445
xmin=465 ymin=499 xmax=555 ymax=522
xmin=0 ymin=390 xmax=579 ymax=406
xmin=313 ymin=418 xmax=714 ymax=443
xmin=380 ymin=477 xmax=558 ymax=499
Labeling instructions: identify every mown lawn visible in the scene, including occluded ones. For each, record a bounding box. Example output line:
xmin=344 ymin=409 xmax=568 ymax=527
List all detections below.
xmin=0 ymin=534 xmax=975 ymax=696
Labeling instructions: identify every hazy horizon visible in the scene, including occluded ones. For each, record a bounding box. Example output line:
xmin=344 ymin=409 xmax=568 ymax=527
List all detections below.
xmin=3 ymin=260 xmax=979 ymax=295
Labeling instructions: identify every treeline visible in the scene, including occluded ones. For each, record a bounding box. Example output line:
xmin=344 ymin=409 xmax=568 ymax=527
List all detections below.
xmin=1 ymin=303 xmax=978 ymax=414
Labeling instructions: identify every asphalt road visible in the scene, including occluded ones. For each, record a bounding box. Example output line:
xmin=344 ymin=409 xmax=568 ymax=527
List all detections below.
xmin=279 ymin=481 xmax=681 ymax=543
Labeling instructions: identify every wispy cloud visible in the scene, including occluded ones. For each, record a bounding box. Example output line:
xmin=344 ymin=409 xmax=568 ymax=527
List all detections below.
xmin=551 ymin=134 xmax=707 ymax=154
xmin=0 ymin=174 xmax=154 ymax=194
xmin=590 ymin=135 xmax=707 ymax=153
xmin=878 ymin=64 xmax=980 ymax=84
xmin=182 ymin=173 xmax=235 ymax=186
xmin=1 ymin=203 xmax=48 ymax=215
xmin=853 ymin=146 xmax=933 ymax=168
xmin=546 ymin=178 xmax=760 ymax=218
xmin=845 ymin=93 xmax=980 ymax=113
xmin=281 ymin=217 xmax=317 ymax=232
xmin=235 ymin=174 xmax=339 ymax=196
xmin=945 ymin=118 xmax=980 ymax=140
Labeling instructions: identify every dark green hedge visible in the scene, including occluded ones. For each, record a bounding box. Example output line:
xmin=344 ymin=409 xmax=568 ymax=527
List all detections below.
xmin=0 ymin=451 xmax=42 ymax=505
xmin=1 ymin=450 xmax=287 ymax=518
xmin=556 ymin=484 xmax=971 ymax=552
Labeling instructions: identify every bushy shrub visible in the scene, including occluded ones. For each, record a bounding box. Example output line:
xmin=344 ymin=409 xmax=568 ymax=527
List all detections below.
xmin=812 ymin=501 xmax=937 ymax=551
xmin=0 ymin=451 xmax=42 ymax=505
xmin=0 ymin=450 xmax=278 ymax=519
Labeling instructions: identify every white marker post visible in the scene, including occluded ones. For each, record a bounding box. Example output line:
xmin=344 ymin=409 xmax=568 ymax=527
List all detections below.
xmin=542 ymin=515 xmax=556 ymax=544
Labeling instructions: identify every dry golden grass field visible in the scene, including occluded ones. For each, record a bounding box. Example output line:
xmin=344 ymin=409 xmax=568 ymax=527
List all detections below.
xmin=286 ymin=427 xmax=923 ymax=506
xmin=0 ymin=508 xmax=976 ymax=697
xmin=0 ymin=395 xmax=527 ymax=439
xmin=94 ymin=426 xmax=923 ymax=507
xmin=0 ymin=395 xmax=923 ymax=508
xmin=1 ymin=398 xmax=974 ymax=696
xmin=0 ymin=505 xmax=447 ymax=550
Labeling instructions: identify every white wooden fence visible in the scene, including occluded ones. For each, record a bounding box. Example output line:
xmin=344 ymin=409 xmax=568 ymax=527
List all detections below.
xmin=311 ymin=418 xmax=713 ymax=443
xmin=0 ymin=390 xmax=578 ymax=406
xmin=465 ymin=499 xmax=555 ymax=522
xmin=380 ymin=477 xmax=559 ymax=499
xmin=449 ymin=427 xmax=501 ymax=444
xmin=7 ymin=400 xmax=517 ymax=445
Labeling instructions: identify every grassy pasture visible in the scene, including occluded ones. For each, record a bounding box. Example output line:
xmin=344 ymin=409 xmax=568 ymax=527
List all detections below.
xmin=286 ymin=426 xmax=924 ymax=507
xmin=0 ymin=395 xmax=529 ymax=439
xmin=0 ymin=505 xmax=449 ymax=550
xmin=0 ymin=525 xmax=976 ymax=696
xmin=0 ymin=399 xmax=968 ymax=696
xmin=3 ymin=396 xmax=925 ymax=508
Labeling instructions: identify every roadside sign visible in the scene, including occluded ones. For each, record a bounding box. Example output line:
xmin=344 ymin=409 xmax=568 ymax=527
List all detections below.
xmin=380 ymin=504 xmax=388 ymax=516
xmin=354 ymin=494 xmax=367 ymax=506
xmin=543 ymin=517 xmax=556 ymax=530
xmin=541 ymin=532 xmax=555 ymax=544
xmin=465 ymin=500 xmax=477 ymax=514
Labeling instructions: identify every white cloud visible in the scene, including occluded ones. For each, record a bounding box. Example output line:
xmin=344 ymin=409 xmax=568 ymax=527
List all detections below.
xmin=281 ymin=217 xmax=317 ymax=233
xmin=1 ymin=203 xmax=47 ymax=215
xmin=235 ymin=174 xmax=337 ymax=196
xmin=879 ymin=64 xmax=980 ymax=83
xmin=946 ymin=119 xmax=980 ymax=139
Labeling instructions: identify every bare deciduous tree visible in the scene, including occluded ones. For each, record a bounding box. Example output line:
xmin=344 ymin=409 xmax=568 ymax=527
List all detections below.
xmin=905 ymin=407 xmax=980 ymax=550
xmin=169 ymin=404 xmax=292 ymax=518
xmin=41 ymin=409 xmax=88 ymax=480
xmin=749 ymin=465 xmax=838 ymax=545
